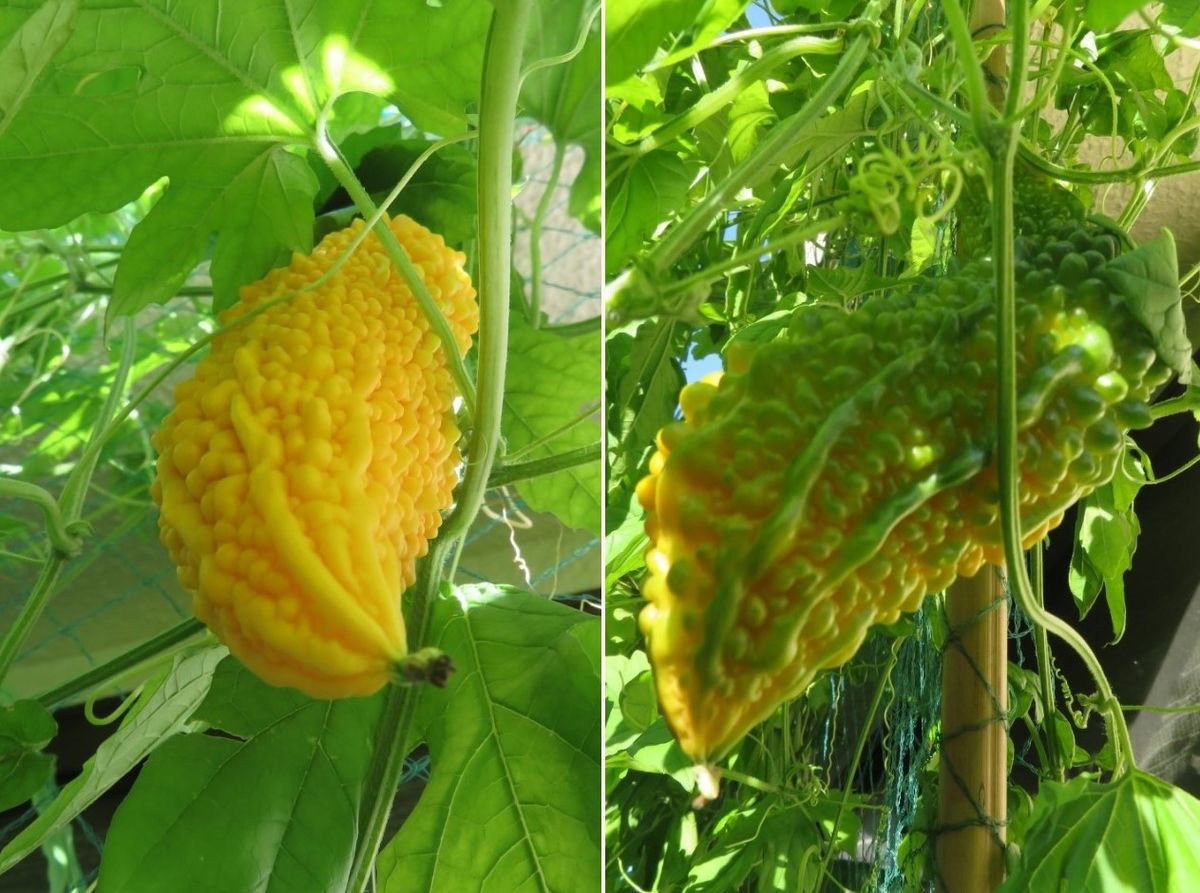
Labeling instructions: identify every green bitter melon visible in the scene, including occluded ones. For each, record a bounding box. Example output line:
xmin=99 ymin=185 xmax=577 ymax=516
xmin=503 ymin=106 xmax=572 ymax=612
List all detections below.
xmin=636 ymin=174 xmax=1186 ymax=764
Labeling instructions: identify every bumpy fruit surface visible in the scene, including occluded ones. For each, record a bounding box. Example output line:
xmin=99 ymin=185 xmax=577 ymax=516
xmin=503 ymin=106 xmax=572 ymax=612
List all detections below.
xmin=637 ymin=182 xmax=1178 ymax=763
xmin=153 ymin=215 xmax=478 ymax=699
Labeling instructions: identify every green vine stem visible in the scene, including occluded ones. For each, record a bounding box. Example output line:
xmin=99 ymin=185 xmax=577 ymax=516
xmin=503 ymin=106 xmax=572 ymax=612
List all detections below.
xmin=664 ymin=214 xmax=846 ymax=301
xmin=0 ymin=316 xmax=138 ymax=687
xmin=528 ymin=139 xmax=566 ymax=328
xmin=347 ymin=541 xmax=452 ymax=893
xmin=0 ymin=479 xmax=84 ymax=557
xmin=488 ymin=441 xmax=599 ymax=488
xmin=956 ymin=0 xmax=1136 ymax=779
xmin=517 ymin=0 xmax=599 ymax=91
xmin=315 ymin=127 xmax=478 ymax=413
xmin=615 ymin=34 xmax=844 ymax=162
xmin=36 ymin=618 xmax=207 ymax=709
xmin=1029 ymin=542 xmax=1064 ymax=781
xmin=640 ymin=5 xmax=880 ymax=276
xmin=346 ymin=4 xmax=533 ymax=891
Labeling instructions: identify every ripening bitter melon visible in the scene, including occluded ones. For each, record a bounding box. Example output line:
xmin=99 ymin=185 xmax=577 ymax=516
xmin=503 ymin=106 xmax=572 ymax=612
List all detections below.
xmin=152 ymin=215 xmax=478 ymax=699
xmin=636 ymin=175 xmax=1185 ymax=763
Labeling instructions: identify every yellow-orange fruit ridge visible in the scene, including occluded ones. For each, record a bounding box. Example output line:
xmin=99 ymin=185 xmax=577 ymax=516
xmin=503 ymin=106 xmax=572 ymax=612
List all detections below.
xmin=152 ymin=215 xmax=478 ymax=698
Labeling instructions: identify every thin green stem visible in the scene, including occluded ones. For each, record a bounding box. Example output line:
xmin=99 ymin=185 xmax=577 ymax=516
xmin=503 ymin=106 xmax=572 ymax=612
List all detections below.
xmin=1150 ymin=391 xmax=1200 ymax=420
xmin=1004 ymin=0 xmax=1030 ymax=123
xmin=315 ymin=128 xmax=477 ymax=413
xmin=348 ymin=540 xmax=452 ymax=893
xmin=439 ymin=0 xmax=530 ymax=546
xmin=518 ymin=0 xmax=599 ymax=91
xmin=487 ymin=441 xmax=600 ymax=488
xmin=1030 ymin=542 xmax=1064 ymax=781
xmin=988 ymin=115 xmax=1134 ymax=780
xmin=37 ymin=619 xmax=208 ymax=709
xmin=1120 ymin=702 xmax=1200 ymax=714
xmin=940 ymin=0 xmax=993 ymax=134
xmin=629 ymin=35 xmax=843 ymax=158
xmin=1147 ymin=451 xmax=1200 ymax=486
xmin=529 ymin=139 xmax=567 ymax=328
xmin=502 ymin=400 xmax=600 ymax=462
xmin=0 ymin=317 xmax=138 ymax=687
xmin=662 ymin=214 xmax=845 ymax=298
xmin=643 ymin=6 xmax=878 ymax=275
xmin=74 ymin=284 xmax=210 ymax=297
xmin=0 ymin=478 xmax=83 ymax=556
xmin=704 ymin=22 xmax=847 ymax=48
xmin=347 ymin=5 xmax=533 ymax=890
xmin=1015 ymin=5 xmax=1075 ymax=123
xmin=541 ymin=315 xmax=601 ymax=337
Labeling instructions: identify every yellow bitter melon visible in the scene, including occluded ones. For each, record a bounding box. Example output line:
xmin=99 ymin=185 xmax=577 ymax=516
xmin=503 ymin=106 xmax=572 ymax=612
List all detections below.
xmin=152 ymin=215 xmax=478 ymax=699
xmin=637 ymin=202 xmax=1179 ymax=763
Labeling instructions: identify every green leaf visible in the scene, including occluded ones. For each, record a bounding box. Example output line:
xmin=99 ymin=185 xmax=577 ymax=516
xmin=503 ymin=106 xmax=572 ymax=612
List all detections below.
xmin=1068 ymin=457 xmax=1143 ymax=642
xmin=605 ymin=0 xmax=697 ymax=86
xmin=604 ymin=502 xmax=648 ymax=586
xmin=906 ymin=216 xmax=938 ymax=275
xmin=0 ymin=700 xmax=57 ymax=812
xmin=605 ymin=150 xmax=695 ymax=276
xmin=315 ymin=133 xmax=477 ymax=247
xmin=723 ymin=310 xmax=792 ymax=353
xmin=727 ymin=80 xmax=776 ymax=165
xmin=0 ymin=0 xmax=78 ymax=122
xmin=1163 ymin=0 xmax=1200 ymax=34
xmin=97 ymin=656 xmax=384 ymax=893
xmin=686 ymin=799 xmax=846 ymax=891
xmin=999 ymin=770 xmax=1200 ymax=892
xmin=0 ymin=646 xmax=225 ymax=875
xmin=649 ymin=0 xmax=753 ymax=74
xmin=804 ymin=266 xmax=902 ymax=303
xmin=1084 ymin=0 xmax=1146 ymax=32
xmin=523 ymin=0 xmax=600 ymax=233
xmin=503 ymin=311 xmax=602 ymax=533
xmin=1102 ymin=230 xmax=1191 ymax=383
xmin=0 ymin=0 xmax=491 ymax=321
xmin=1095 ymin=30 xmax=1174 ymax=93
xmin=376 ymin=585 xmax=601 ymax=893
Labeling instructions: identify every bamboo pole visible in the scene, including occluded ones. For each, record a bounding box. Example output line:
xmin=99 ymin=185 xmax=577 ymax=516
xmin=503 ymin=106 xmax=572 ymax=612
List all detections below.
xmin=936 ymin=2 xmax=1010 ymax=890
xmin=936 ymin=570 xmax=1009 ymax=892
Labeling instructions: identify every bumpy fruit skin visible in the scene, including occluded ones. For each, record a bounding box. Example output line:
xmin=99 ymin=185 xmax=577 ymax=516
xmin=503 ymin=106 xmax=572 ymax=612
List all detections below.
xmin=152 ymin=215 xmax=478 ymax=699
xmin=637 ymin=186 xmax=1176 ymax=763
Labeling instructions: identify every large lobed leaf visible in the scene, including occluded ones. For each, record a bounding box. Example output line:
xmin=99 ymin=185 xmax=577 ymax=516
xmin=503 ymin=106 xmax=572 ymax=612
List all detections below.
xmin=95 ymin=656 xmax=384 ymax=893
xmin=0 ymin=0 xmax=490 ymax=320
xmin=377 ymin=585 xmax=600 ymax=893
xmin=0 ymin=646 xmax=226 ymax=876
xmin=1001 ymin=770 xmax=1200 ymax=892
xmin=522 ymin=0 xmax=601 ymax=233
xmin=503 ymin=312 xmax=602 ymax=534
